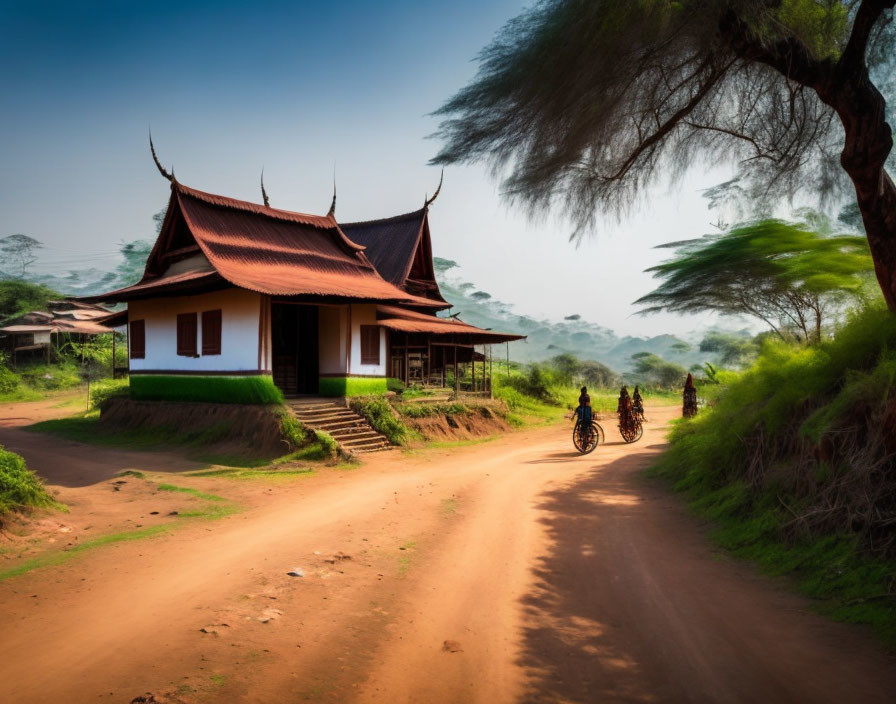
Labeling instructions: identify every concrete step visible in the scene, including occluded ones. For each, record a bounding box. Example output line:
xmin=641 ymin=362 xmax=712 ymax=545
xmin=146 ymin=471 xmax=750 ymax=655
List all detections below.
xmin=333 ymin=432 xmax=383 ymax=443
xmin=344 ymin=440 xmax=392 ymax=451
xmin=315 ymin=419 xmax=366 ymax=430
xmin=286 ymin=402 xmax=393 ymax=455
xmin=294 ymin=412 xmax=358 ymax=423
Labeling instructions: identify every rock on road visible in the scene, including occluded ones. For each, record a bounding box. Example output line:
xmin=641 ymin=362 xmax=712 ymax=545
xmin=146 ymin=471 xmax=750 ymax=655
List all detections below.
xmin=1 ymin=404 xmax=894 ymax=703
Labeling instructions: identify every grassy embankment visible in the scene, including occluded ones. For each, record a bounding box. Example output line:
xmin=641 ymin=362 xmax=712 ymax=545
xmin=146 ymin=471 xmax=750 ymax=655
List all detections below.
xmin=352 ymin=365 xmax=679 ymax=447
xmin=653 ymin=306 xmax=896 ymax=646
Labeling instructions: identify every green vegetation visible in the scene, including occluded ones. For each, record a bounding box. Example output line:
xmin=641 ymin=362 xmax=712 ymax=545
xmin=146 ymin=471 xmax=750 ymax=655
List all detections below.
xmin=395 ymin=401 xmax=473 ymax=418
xmin=0 ymin=279 xmax=59 ymax=321
xmin=432 ymin=0 xmax=896 ymax=310
xmin=318 ymin=376 xmax=390 ymax=397
xmin=653 ymin=306 xmax=896 ymax=645
xmin=0 ymin=445 xmax=62 ymax=521
xmin=350 ymin=396 xmax=417 ymax=445
xmin=0 ymin=359 xmax=85 ymax=403
xmin=630 ymin=352 xmax=687 ymax=389
xmin=130 ymin=374 xmax=284 ymax=404
xmin=88 ymin=377 xmax=130 ymax=409
xmin=637 ymin=217 xmax=874 ymax=343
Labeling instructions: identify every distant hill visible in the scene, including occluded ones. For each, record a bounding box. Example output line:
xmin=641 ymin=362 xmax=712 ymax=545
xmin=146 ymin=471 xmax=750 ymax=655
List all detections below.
xmin=434 ymin=258 xmax=715 ymax=372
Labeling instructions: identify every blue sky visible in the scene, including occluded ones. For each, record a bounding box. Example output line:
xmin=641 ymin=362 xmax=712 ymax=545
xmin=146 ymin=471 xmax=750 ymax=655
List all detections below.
xmin=0 ymin=0 xmax=733 ymax=337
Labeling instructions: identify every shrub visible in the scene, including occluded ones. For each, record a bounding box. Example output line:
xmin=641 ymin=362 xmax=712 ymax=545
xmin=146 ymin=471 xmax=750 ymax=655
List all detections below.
xmin=278 ymin=412 xmax=308 ymax=450
xmin=351 ymin=396 xmax=414 ymax=445
xmin=313 ymin=430 xmax=339 ymax=459
xmin=0 ymin=365 xmax=18 ymax=394
xmin=0 ymin=445 xmax=60 ymax=521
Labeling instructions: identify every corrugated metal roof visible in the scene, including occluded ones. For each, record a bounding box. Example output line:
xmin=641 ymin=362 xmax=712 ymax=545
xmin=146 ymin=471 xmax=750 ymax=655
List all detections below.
xmin=341 ymin=209 xmax=427 ymax=285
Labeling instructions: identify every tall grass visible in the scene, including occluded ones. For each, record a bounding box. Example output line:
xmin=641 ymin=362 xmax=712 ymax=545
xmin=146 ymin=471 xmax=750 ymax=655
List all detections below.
xmin=652 ymin=306 xmax=896 ymax=645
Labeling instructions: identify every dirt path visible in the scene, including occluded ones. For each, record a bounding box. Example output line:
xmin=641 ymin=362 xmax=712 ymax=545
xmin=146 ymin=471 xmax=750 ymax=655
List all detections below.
xmin=1 ymin=405 xmax=894 ymax=703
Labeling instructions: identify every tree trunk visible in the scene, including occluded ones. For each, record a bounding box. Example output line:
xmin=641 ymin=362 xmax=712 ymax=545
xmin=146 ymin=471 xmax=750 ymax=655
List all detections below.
xmin=828 ymin=69 xmax=896 ymax=310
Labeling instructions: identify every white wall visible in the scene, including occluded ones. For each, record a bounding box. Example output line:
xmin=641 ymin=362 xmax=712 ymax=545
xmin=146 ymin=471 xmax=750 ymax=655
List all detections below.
xmin=318 ymin=305 xmax=347 ymax=375
xmin=128 ymin=288 xmax=262 ymax=372
xmin=348 ymin=303 xmax=387 ymax=377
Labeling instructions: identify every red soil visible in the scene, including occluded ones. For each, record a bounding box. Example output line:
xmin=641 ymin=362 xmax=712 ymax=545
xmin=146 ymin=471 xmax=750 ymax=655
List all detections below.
xmin=0 ymin=401 xmax=894 ymax=703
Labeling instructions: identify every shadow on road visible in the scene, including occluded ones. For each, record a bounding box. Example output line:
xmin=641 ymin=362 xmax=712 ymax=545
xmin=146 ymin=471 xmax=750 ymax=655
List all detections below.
xmin=516 ymin=453 xmax=663 ymax=703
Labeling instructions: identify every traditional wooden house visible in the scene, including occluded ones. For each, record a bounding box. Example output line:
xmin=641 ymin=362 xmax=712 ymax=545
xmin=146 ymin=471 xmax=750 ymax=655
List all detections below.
xmin=0 ymin=301 xmax=115 ymax=365
xmin=82 ymin=158 xmax=522 ymax=401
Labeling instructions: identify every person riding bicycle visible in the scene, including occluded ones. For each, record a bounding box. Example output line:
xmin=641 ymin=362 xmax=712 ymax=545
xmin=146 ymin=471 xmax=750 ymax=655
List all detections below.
xmin=632 ymin=385 xmax=645 ymax=422
xmin=576 ymin=386 xmax=593 ymax=425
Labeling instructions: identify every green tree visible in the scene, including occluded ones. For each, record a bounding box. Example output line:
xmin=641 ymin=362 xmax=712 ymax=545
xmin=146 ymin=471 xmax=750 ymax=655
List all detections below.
xmin=433 ymin=0 xmax=896 ymax=309
xmin=631 ymin=352 xmax=687 ymax=389
xmin=0 ymin=235 xmax=42 ymax=278
xmin=580 ymin=359 xmax=619 ymax=387
xmin=549 ymin=353 xmax=580 ymax=383
xmin=635 ymin=218 xmax=873 ymax=343
xmin=699 ymin=331 xmax=760 ymax=367
xmin=0 ymin=280 xmax=60 ymax=322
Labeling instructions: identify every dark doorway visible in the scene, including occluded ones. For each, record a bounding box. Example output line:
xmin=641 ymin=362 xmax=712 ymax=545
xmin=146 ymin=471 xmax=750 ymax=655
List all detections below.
xmin=272 ymin=304 xmax=319 ymax=395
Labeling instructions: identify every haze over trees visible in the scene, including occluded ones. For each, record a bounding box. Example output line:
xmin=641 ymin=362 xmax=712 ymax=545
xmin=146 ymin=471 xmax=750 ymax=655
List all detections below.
xmin=0 ymin=235 xmax=42 ymax=279
xmin=432 ymin=0 xmax=896 ymax=309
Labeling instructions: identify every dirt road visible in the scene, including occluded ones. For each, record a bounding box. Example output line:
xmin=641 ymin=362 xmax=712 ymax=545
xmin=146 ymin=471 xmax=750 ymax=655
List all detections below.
xmin=1 ymin=405 xmax=894 ymax=703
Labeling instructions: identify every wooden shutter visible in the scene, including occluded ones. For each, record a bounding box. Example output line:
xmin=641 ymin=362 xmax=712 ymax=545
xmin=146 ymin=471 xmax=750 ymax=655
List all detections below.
xmin=202 ymin=309 xmax=222 ymax=355
xmin=176 ymin=312 xmax=198 ymax=357
xmin=129 ymin=320 xmax=145 ymax=359
xmin=360 ymin=325 xmax=380 ymax=365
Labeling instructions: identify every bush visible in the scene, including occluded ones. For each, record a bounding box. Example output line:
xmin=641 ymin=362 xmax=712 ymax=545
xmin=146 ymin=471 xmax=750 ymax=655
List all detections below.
xmin=278 ymin=411 xmax=308 ymax=450
xmin=17 ymin=362 xmax=81 ymax=391
xmin=0 ymin=445 xmax=60 ymax=521
xmin=652 ymin=306 xmax=896 ymax=644
xmin=314 ymin=430 xmax=339 ymax=459
xmin=0 ymin=365 xmax=18 ymax=394
xmin=351 ymin=396 xmax=414 ymax=445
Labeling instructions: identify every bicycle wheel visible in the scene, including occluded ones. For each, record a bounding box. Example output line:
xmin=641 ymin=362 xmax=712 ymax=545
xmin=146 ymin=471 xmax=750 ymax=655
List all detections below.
xmin=572 ymin=421 xmax=599 ymax=454
xmin=619 ymin=420 xmax=643 ymax=444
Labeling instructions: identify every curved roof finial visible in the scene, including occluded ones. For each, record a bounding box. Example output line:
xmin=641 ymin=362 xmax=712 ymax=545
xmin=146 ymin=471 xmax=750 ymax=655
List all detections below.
xmin=425 ymin=168 xmax=443 ymax=208
xmin=327 ymin=167 xmax=336 ymax=217
xmin=260 ymin=168 xmax=270 ymax=207
xmin=149 ymin=130 xmax=174 ymax=182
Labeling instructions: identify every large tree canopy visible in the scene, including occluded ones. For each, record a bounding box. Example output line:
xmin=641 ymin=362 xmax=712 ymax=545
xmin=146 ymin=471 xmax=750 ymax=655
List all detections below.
xmin=433 ymin=0 xmax=896 ymax=307
xmin=635 ymin=218 xmax=873 ymax=341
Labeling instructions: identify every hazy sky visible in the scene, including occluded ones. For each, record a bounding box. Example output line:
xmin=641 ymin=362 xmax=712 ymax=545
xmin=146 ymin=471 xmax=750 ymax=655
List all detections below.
xmin=0 ymin=0 xmax=739 ymax=338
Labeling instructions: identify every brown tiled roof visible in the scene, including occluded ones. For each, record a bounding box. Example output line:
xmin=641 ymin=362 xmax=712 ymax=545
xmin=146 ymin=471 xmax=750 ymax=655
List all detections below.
xmin=85 ymin=182 xmax=448 ymax=308
xmin=79 ymin=269 xmax=225 ymax=303
xmin=341 ymin=209 xmax=427 ymax=286
xmin=376 ymin=305 xmax=525 ymax=343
